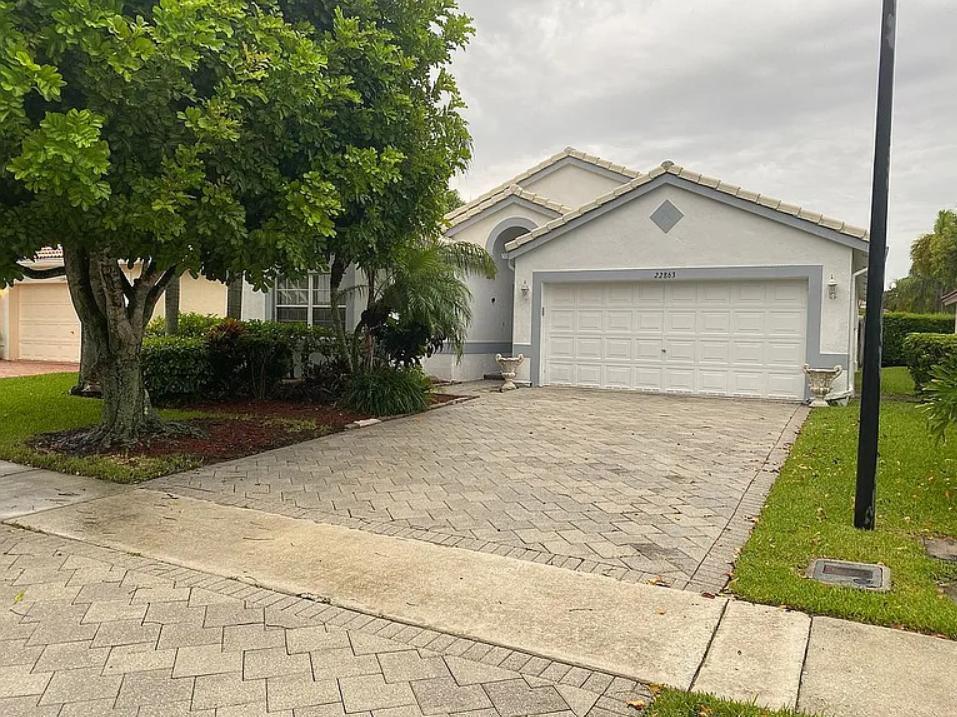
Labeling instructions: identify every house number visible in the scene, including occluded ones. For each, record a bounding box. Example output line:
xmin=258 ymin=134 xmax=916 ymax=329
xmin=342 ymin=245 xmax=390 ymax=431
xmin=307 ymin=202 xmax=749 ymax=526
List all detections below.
xmin=653 ymin=271 xmax=677 ymax=279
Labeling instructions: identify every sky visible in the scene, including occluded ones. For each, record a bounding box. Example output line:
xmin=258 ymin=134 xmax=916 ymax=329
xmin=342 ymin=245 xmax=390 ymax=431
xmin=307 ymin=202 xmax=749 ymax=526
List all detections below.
xmin=449 ymin=0 xmax=957 ymax=284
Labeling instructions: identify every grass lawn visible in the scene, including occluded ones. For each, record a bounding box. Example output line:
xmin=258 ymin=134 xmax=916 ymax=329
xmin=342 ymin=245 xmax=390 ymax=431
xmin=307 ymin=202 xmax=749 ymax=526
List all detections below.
xmin=0 ymin=372 xmax=366 ymax=484
xmin=645 ymin=689 xmax=809 ymax=717
xmin=732 ymin=372 xmax=957 ymax=637
xmin=0 ymin=373 xmax=206 ymax=482
xmin=854 ymin=365 xmax=915 ymax=399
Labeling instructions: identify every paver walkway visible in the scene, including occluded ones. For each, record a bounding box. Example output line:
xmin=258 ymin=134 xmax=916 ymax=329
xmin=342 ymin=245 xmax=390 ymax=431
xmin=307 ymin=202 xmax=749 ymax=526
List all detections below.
xmin=0 ymin=524 xmax=648 ymax=717
xmin=155 ymin=388 xmax=803 ymax=591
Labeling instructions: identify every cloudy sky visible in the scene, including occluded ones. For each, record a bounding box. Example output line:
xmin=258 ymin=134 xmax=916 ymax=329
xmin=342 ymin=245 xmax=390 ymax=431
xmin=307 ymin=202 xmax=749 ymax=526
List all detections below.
xmin=449 ymin=0 xmax=957 ymax=283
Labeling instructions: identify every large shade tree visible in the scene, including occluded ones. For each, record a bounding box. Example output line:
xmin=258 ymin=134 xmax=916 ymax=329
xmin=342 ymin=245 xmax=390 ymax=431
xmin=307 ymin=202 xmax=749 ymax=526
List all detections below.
xmin=0 ymin=0 xmax=472 ymax=445
xmin=885 ymin=209 xmax=957 ymax=313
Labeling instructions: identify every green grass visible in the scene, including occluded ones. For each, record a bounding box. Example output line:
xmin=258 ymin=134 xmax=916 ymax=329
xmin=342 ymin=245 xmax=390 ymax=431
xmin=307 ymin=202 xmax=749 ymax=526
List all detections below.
xmin=0 ymin=373 xmax=203 ymax=483
xmin=854 ymin=365 xmax=916 ymax=399
xmin=645 ymin=688 xmax=811 ymax=716
xmin=732 ymin=397 xmax=957 ymax=637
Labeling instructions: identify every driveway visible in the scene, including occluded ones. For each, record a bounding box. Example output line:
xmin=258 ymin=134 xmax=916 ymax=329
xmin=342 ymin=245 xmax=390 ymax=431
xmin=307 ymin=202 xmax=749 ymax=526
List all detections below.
xmin=155 ymin=387 xmax=804 ymax=591
xmin=0 ymin=360 xmax=79 ymax=378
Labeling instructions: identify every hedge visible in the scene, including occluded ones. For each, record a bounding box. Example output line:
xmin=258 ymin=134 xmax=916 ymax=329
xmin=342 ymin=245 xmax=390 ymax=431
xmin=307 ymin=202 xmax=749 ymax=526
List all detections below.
xmin=882 ymin=312 xmax=954 ymax=366
xmin=142 ymin=336 xmax=212 ymax=401
xmin=902 ymin=333 xmax=957 ymax=393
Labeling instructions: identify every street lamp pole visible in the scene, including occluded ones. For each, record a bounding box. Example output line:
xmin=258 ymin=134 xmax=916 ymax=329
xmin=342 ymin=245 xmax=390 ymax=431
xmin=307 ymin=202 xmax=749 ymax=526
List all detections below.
xmin=855 ymin=0 xmax=898 ymax=530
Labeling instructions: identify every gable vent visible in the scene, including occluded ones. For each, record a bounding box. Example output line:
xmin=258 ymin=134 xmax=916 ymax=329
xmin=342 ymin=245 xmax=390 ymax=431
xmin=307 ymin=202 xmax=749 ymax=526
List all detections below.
xmin=650 ymin=200 xmax=684 ymax=234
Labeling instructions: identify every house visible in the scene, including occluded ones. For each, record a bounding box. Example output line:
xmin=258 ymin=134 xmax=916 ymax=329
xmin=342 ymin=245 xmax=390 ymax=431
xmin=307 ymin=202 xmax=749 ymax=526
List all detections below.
xmin=2 ymin=147 xmax=869 ymax=403
xmin=422 ymin=147 xmax=870 ymax=401
xmin=944 ymin=290 xmax=957 ymax=330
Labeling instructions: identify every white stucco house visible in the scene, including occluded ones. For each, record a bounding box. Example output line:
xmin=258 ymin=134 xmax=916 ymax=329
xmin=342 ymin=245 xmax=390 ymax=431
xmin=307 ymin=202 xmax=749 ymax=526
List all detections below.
xmin=2 ymin=146 xmax=869 ymax=402
xmin=423 ymin=147 xmax=870 ymax=401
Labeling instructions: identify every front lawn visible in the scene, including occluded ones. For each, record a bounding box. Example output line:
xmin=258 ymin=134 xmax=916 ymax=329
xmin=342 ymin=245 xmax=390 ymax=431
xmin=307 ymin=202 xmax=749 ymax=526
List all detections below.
xmin=0 ymin=373 xmax=365 ymax=483
xmin=854 ymin=365 xmax=915 ymax=400
xmin=645 ymin=689 xmax=809 ymax=717
xmin=732 ymin=393 xmax=957 ymax=637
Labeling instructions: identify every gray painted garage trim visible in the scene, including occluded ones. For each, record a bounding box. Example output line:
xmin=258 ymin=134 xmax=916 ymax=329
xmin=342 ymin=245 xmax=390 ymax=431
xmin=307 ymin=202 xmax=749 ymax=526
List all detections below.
xmin=445 ymin=196 xmax=562 ymax=238
xmin=528 ymin=265 xmax=848 ymax=396
xmin=522 ymin=154 xmax=636 ymax=185
xmin=461 ymin=341 xmax=512 ymax=355
xmin=507 ymin=173 xmax=870 ymax=258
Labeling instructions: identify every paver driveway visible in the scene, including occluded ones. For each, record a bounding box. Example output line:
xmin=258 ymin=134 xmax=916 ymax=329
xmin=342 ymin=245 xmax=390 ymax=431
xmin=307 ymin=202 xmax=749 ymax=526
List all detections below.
xmin=155 ymin=387 xmax=804 ymax=591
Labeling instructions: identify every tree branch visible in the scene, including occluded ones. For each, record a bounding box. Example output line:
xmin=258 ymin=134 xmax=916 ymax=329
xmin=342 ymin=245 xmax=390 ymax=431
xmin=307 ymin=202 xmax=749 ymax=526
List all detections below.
xmin=144 ymin=267 xmax=179 ymax=325
xmin=17 ymin=263 xmax=67 ymax=280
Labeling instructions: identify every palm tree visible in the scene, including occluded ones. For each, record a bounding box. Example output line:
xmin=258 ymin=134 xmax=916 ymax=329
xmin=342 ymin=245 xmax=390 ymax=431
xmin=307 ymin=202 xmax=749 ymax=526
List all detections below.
xmin=345 ymin=238 xmax=496 ymax=369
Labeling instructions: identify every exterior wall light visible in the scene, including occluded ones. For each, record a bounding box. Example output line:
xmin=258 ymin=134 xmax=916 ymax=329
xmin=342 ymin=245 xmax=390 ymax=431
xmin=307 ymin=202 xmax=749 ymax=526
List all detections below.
xmin=828 ymin=274 xmax=839 ymax=300
xmin=520 ymin=280 xmax=530 ymax=298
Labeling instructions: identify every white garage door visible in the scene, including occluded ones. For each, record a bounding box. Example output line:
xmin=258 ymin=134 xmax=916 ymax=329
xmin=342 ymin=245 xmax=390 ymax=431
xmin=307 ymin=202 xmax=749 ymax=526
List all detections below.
xmin=543 ymin=279 xmax=808 ymax=399
xmin=16 ymin=283 xmax=82 ymax=362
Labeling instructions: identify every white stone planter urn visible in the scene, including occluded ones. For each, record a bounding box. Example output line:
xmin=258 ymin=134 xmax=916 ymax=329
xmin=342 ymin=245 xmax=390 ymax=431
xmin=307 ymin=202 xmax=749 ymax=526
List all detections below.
xmin=495 ymin=354 xmax=525 ymax=392
xmin=803 ymin=364 xmax=844 ymax=407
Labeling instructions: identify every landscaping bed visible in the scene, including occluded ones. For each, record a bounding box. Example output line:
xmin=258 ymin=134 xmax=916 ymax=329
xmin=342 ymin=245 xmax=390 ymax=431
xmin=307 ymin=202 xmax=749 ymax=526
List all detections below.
xmin=732 ymin=389 xmax=957 ymax=638
xmin=1 ymin=372 xmax=462 ymax=484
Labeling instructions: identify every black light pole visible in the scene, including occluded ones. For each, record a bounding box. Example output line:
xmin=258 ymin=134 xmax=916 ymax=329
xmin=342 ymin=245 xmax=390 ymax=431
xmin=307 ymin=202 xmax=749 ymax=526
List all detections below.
xmin=855 ymin=0 xmax=898 ymax=530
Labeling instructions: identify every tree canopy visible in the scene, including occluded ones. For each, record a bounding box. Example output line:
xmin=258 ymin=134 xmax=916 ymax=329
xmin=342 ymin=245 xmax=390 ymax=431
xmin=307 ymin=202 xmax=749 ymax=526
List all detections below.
xmin=0 ymin=0 xmax=473 ymax=443
xmin=885 ymin=209 xmax=957 ymax=314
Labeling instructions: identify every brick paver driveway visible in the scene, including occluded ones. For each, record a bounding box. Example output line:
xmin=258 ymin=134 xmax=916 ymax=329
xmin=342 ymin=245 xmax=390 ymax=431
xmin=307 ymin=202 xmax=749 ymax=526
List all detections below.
xmin=0 ymin=361 xmax=79 ymax=379
xmin=156 ymin=387 xmax=803 ymax=591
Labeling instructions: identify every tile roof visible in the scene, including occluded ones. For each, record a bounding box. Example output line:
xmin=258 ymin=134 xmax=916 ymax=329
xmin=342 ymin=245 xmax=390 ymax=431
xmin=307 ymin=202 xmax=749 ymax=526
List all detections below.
xmin=942 ymin=289 xmax=957 ymax=305
xmin=35 ymin=246 xmax=64 ymax=260
xmin=444 ymin=184 xmax=573 ymax=230
xmin=445 ymin=147 xmax=640 ymax=226
xmin=505 ymin=160 xmax=870 ymax=251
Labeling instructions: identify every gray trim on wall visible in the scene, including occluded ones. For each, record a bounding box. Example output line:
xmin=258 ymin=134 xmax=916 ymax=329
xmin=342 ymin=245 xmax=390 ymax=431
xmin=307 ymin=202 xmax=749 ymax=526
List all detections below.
xmin=507 ymin=174 xmax=870 ymax=258
xmin=445 ymin=196 xmax=563 ymax=238
xmin=527 ymin=265 xmax=849 ymax=397
xmin=461 ymin=341 xmax=513 ymax=355
xmin=485 ymin=217 xmax=539 ymax=255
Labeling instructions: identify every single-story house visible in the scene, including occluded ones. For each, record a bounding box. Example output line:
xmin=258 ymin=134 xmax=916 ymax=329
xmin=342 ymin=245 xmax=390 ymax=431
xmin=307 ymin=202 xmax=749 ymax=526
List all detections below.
xmin=943 ymin=290 xmax=957 ymax=330
xmin=2 ymin=146 xmax=869 ymax=402
xmin=424 ymin=147 xmax=870 ymax=401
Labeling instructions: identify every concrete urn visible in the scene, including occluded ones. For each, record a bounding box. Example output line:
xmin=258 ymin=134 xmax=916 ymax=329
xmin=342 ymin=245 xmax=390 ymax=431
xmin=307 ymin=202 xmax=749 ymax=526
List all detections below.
xmin=803 ymin=364 xmax=843 ymax=407
xmin=495 ymin=354 xmax=525 ymax=392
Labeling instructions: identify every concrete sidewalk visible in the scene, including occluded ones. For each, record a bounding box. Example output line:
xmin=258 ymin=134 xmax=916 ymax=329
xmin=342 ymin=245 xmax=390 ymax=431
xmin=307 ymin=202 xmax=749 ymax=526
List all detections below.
xmin=9 ymin=487 xmax=957 ymax=717
xmin=0 ymin=459 xmax=124 ymax=520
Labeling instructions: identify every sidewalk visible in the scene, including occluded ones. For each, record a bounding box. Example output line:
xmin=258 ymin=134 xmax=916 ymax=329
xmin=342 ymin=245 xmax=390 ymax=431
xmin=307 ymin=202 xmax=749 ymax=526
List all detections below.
xmin=6 ymin=483 xmax=957 ymax=717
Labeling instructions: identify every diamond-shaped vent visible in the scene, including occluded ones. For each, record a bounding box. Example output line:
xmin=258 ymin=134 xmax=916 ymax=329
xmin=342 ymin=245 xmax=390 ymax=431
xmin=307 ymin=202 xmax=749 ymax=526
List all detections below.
xmin=650 ymin=200 xmax=684 ymax=233
xmin=807 ymin=559 xmax=890 ymax=591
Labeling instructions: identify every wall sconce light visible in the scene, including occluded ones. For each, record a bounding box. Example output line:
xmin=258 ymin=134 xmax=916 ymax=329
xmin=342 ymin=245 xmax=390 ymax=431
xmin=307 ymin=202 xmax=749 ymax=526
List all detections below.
xmin=520 ymin=280 xmax=530 ymax=298
xmin=828 ymin=274 xmax=839 ymax=300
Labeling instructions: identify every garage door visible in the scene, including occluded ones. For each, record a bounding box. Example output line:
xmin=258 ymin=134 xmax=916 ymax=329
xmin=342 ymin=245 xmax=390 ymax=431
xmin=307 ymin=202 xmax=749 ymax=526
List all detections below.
xmin=543 ymin=280 xmax=807 ymax=399
xmin=16 ymin=283 xmax=81 ymax=362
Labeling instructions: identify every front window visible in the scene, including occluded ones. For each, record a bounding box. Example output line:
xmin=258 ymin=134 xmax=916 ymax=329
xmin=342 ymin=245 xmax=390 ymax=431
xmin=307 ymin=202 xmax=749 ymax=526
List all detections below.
xmin=275 ymin=273 xmax=346 ymax=328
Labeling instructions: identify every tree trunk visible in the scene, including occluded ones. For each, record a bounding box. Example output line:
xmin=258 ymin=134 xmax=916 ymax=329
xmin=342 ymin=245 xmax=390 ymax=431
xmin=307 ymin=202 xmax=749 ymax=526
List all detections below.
xmin=226 ymin=274 xmax=243 ymax=319
xmin=165 ymin=275 xmax=181 ymax=335
xmin=61 ymin=246 xmax=175 ymax=446
xmin=71 ymin=325 xmax=102 ymax=397
xmin=328 ymin=257 xmax=351 ymax=370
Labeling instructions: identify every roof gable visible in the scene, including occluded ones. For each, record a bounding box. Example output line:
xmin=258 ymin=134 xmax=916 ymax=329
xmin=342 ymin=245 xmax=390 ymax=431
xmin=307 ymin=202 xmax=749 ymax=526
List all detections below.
xmin=443 ymin=185 xmax=571 ymax=236
xmin=445 ymin=147 xmax=639 ymax=226
xmin=505 ymin=161 xmax=870 ymax=256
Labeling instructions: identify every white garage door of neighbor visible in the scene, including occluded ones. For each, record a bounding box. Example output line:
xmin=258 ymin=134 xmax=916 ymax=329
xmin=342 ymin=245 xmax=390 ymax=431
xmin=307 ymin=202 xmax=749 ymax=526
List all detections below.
xmin=17 ymin=283 xmax=82 ymax=362
xmin=543 ymin=279 xmax=808 ymax=399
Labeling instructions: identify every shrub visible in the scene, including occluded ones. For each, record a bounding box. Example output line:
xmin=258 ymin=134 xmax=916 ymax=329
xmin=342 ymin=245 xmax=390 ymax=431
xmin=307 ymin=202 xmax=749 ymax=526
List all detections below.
xmin=882 ymin=312 xmax=954 ymax=366
xmin=903 ymin=333 xmax=957 ymax=393
xmin=145 ymin=312 xmax=221 ymax=338
xmin=344 ymin=365 xmax=431 ymax=417
xmin=923 ymin=358 xmax=957 ymax=440
xmin=142 ymin=336 xmax=212 ymax=401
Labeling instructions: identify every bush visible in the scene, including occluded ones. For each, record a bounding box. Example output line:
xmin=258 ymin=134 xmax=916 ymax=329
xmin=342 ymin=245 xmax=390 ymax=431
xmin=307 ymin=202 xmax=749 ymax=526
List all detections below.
xmin=344 ymin=366 xmax=431 ymax=417
xmin=923 ymin=358 xmax=957 ymax=440
xmin=145 ymin=312 xmax=221 ymax=338
xmin=903 ymin=333 xmax=957 ymax=393
xmin=882 ymin=312 xmax=954 ymax=366
xmin=142 ymin=336 xmax=212 ymax=401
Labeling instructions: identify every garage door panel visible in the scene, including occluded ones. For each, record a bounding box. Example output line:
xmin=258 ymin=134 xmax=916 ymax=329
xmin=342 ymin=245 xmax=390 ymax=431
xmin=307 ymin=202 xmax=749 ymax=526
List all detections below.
xmin=16 ymin=284 xmax=81 ymax=362
xmin=543 ymin=279 xmax=807 ymax=400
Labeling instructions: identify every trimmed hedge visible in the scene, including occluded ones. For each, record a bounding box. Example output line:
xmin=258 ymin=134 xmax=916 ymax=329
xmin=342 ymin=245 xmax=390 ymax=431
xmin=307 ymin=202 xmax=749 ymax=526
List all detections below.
xmin=903 ymin=332 xmax=957 ymax=393
xmin=145 ymin=312 xmax=222 ymax=338
xmin=142 ymin=336 xmax=212 ymax=401
xmin=344 ymin=366 xmax=431 ymax=417
xmin=882 ymin=312 xmax=954 ymax=366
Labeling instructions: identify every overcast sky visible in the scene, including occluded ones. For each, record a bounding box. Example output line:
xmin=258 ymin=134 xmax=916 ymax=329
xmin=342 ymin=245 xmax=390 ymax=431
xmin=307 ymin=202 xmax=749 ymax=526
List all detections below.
xmin=449 ymin=0 xmax=957 ymax=283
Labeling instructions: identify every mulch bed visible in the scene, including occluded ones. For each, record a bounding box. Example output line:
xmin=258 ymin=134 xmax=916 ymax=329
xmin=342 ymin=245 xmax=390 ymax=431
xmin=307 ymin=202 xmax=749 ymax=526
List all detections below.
xmin=30 ymin=393 xmax=464 ymax=467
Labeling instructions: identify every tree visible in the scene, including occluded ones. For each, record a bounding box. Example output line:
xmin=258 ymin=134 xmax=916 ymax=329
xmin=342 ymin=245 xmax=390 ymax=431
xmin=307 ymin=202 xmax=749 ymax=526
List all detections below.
xmin=887 ymin=210 xmax=957 ymax=313
xmin=0 ymin=0 xmax=471 ymax=445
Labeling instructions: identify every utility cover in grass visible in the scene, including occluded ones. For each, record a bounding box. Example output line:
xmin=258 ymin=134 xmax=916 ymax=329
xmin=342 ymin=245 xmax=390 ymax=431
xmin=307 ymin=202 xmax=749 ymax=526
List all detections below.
xmin=924 ymin=537 xmax=957 ymax=563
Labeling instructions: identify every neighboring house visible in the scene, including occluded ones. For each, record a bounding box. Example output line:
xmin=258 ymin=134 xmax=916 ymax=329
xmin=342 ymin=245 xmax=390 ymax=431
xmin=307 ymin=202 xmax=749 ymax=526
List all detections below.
xmin=423 ymin=147 xmax=870 ymax=401
xmin=944 ymin=289 xmax=957 ymax=330
xmin=0 ymin=248 xmax=262 ymax=362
